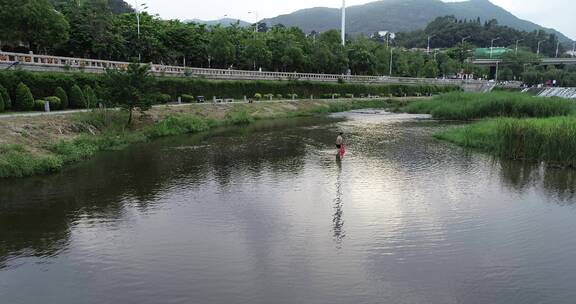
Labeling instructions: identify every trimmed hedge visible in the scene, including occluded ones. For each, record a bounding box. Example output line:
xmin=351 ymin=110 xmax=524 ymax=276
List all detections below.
xmin=55 ymin=87 xmax=68 ymax=109
xmin=45 ymin=96 xmax=62 ymax=110
xmin=15 ymin=83 xmax=34 ymax=111
xmin=69 ymin=85 xmax=85 ymax=109
xmin=83 ymin=85 xmax=96 ymax=109
xmin=0 ymin=85 xmax=11 ymax=110
xmin=181 ymin=94 xmax=195 ymax=103
xmin=0 ymin=70 xmax=459 ymax=110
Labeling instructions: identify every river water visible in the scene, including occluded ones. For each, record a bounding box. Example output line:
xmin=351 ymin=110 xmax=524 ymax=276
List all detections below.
xmin=2 ymin=111 xmax=576 ymax=304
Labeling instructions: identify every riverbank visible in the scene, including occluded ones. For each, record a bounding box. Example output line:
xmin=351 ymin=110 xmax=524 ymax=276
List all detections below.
xmin=402 ymin=91 xmax=576 ymax=168
xmin=0 ymin=98 xmax=405 ymax=178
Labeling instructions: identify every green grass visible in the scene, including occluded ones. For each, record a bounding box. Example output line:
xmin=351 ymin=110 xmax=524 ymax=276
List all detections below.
xmin=437 ymin=117 xmax=576 ymax=167
xmin=0 ymin=145 xmax=63 ymax=178
xmin=403 ymin=91 xmax=574 ymax=121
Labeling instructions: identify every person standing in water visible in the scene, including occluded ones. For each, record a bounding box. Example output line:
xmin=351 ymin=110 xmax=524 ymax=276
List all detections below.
xmin=336 ymin=132 xmax=344 ymax=149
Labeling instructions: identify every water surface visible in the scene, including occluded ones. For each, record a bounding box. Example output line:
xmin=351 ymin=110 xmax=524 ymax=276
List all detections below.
xmin=2 ymin=111 xmax=576 ymax=304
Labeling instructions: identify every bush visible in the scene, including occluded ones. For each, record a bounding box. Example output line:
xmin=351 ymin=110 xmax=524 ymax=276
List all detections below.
xmin=181 ymin=94 xmax=195 ymax=103
xmin=69 ymin=85 xmax=86 ymax=109
xmin=55 ymin=87 xmax=68 ymax=109
xmin=83 ymin=85 xmax=96 ymax=109
xmin=345 ymin=93 xmax=354 ymax=99
xmin=15 ymin=82 xmax=34 ymax=111
xmin=275 ymin=94 xmax=283 ymax=99
xmin=0 ymin=85 xmax=11 ymax=110
xmin=156 ymin=93 xmax=171 ymax=104
xmin=254 ymin=93 xmax=262 ymax=100
xmin=34 ymin=99 xmax=46 ymax=111
xmin=0 ymin=91 xmax=4 ymax=112
xmin=45 ymin=96 xmax=62 ymax=110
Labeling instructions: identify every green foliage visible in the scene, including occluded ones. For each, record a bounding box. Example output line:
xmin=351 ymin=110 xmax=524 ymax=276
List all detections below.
xmin=403 ymin=92 xmax=574 ymax=120
xmin=155 ymin=93 xmax=172 ymax=104
xmin=55 ymin=86 xmax=68 ymax=109
xmin=0 ymin=91 xmax=4 ymax=112
xmin=34 ymin=99 xmax=47 ymax=111
xmin=0 ymin=144 xmax=63 ymax=178
xmin=15 ymin=83 xmax=35 ymax=111
xmin=69 ymin=84 xmax=86 ymax=108
xmin=0 ymin=85 xmax=11 ymax=110
xmin=83 ymin=85 xmax=97 ymax=109
xmin=181 ymin=94 xmax=195 ymax=103
xmin=104 ymin=63 xmax=155 ymax=124
xmin=254 ymin=93 xmax=262 ymax=100
xmin=45 ymin=96 xmax=62 ymax=110
xmin=145 ymin=115 xmax=212 ymax=138
xmin=225 ymin=111 xmax=254 ymax=125
xmin=436 ymin=117 xmax=576 ymax=167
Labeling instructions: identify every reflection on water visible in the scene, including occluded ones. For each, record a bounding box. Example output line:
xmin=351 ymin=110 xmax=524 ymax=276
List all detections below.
xmin=1 ymin=112 xmax=576 ymax=304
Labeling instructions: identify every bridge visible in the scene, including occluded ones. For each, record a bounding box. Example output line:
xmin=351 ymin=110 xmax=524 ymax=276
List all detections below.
xmin=0 ymin=51 xmax=489 ymax=91
xmin=472 ymin=57 xmax=576 ymax=67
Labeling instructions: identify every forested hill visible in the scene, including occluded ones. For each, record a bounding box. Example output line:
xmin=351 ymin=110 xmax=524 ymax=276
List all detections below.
xmin=262 ymin=0 xmax=573 ymax=44
xmin=50 ymin=0 xmax=133 ymax=14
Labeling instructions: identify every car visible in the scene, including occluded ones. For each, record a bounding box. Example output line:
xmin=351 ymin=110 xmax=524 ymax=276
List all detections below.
xmin=196 ymin=96 xmax=205 ymax=103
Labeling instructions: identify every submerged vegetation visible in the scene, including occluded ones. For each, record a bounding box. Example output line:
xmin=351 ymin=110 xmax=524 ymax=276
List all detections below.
xmin=403 ymin=91 xmax=574 ymax=120
xmin=0 ymin=99 xmax=396 ymax=179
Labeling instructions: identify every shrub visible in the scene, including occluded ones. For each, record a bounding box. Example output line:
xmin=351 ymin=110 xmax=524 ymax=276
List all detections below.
xmin=83 ymin=85 xmax=96 ymax=109
xmin=69 ymin=85 xmax=86 ymax=109
xmin=0 ymin=92 xmax=4 ymax=112
xmin=181 ymin=94 xmax=195 ymax=103
xmin=45 ymin=96 xmax=62 ymax=110
xmin=275 ymin=94 xmax=283 ymax=99
xmin=264 ymin=93 xmax=274 ymax=100
xmin=345 ymin=93 xmax=353 ymax=98
xmin=156 ymin=93 xmax=171 ymax=104
xmin=55 ymin=87 xmax=68 ymax=109
xmin=15 ymin=83 xmax=34 ymax=111
xmin=34 ymin=99 xmax=46 ymax=111
xmin=0 ymin=85 xmax=11 ymax=110
xmin=254 ymin=93 xmax=262 ymax=100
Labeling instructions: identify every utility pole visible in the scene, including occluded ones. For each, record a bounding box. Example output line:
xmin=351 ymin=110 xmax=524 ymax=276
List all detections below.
xmin=341 ymin=0 xmax=346 ymax=46
xmin=555 ymin=41 xmax=560 ymax=58
xmin=490 ymin=37 xmax=500 ymax=59
xmin=389 ymin=47 xmax=393 ymax=76
xmin=515 ymin=39 xmax=523 ymax=55
xmin=248 ymin=11 xmax=259 ymax=33
xmin=427 ymin=35 xmax=435 ymax=55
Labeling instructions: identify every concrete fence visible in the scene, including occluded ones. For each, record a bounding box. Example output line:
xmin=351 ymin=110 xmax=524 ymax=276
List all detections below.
xmin=0 ymin=51 xmax=488 ymax=90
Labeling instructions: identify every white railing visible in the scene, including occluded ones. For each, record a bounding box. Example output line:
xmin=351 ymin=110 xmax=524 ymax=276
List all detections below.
xmin=0 ymin=51 xmax=486 ymax=88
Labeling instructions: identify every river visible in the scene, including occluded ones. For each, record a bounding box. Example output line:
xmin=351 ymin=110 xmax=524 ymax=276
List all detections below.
xmin=1 ymin=111 xmax=576 ymax=304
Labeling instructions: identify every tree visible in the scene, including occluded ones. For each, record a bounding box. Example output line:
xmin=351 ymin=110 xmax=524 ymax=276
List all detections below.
xmin=0 ymin=85 xmax=12 ymax=110
xmin=423 ymin=60 xmax=440 ymax=78
xmin=69 ymin=85 xmax=86 ymax=108
xmin=0 ymin=92 xmax=5 ymax=112
xmin=0 ymin=0 xmax=70 ymax=52
xmin=55 ymin=87 xmax=68 ymax=109
xmin=104 ymin=63 xmax=155 ymax=125
xmin=15 ymin=83 xmax=34 ymax=111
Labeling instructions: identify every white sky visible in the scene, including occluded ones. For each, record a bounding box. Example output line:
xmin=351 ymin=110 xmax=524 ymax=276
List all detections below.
xmin=140 ymin=0 xmax=576 ymax=40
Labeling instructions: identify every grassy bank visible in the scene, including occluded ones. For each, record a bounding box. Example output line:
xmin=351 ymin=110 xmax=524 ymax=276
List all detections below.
xmin=436 ymin=117 xmax=576 ymax=167
xmin=403 ymin=91 xmax=574 ymax=120
xmin=0 ymin=99 xmax=397 ymax=178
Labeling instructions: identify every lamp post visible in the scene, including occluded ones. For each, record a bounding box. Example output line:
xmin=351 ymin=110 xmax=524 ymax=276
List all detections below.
xmin=389 ymin=43 xmax=394 ymax=76
xmin=427 ymin=35 xmax=435 ymax=55
xmin=135 ymin=1 xmax=148 ymax=63
xmin=515 ymin=39 xmax=523 ymax=55
xmin=341 ymin=0 xmax=346 ymax=46
xmin=490 ymin=37 xmax=500 ymax=59
xmin=537 ymin=40 xmax=544 ymax=56
xmin=248 ymin=11 xmax=259 ymax=33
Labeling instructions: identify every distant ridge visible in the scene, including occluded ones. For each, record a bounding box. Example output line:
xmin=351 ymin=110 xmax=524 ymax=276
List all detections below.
xmin=262 ymin=0 xmax=573 ymax=44
xmin=186 ymin=18 xmax=251 ymax=27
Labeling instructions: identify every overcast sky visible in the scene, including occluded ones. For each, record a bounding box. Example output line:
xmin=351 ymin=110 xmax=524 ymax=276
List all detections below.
xmin=140 ymin=0 xmax=576 ymax=40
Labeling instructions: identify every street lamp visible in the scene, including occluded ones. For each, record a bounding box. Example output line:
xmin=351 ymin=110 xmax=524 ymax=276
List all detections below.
xmin=490 ymin=37 xmax=500 ymax=59
xmin=427 ymin=35 xmax=436 ymax=55
xmin=341 ymin=0 xmax=346 ymax=46
xmin=135 ymin=1 xmax=148 ymax=63
xmin=515 ymin=39 xmax=523 ymax=54
xmin=537 ymin=40 xmax=545 ymax=56
xmin=247 ymin=11 xmax=259 ymax=33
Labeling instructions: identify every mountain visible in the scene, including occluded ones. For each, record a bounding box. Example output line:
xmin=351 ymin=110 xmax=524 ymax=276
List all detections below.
xmin=262 ymin=0 xmax=573 ymax=44
xmin=187 ymin=18 xmax=252 ymax=27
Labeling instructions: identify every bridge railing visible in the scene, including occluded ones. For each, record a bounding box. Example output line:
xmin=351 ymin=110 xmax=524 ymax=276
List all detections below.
xmin=0 ymin=51 xmax=485 ymax=87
